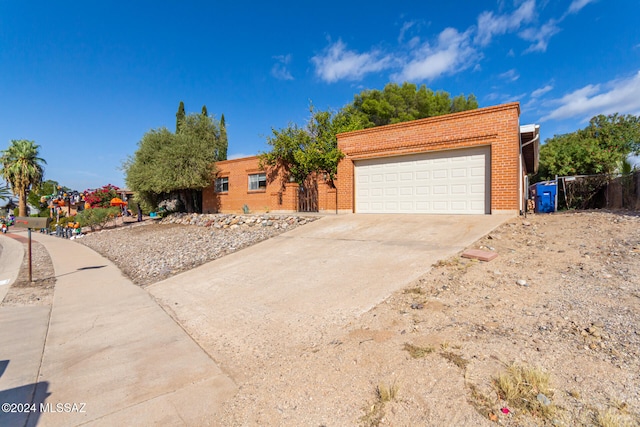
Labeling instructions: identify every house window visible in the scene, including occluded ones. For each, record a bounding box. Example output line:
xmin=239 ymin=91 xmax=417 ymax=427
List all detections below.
xmin=248 ymin=173 xmax=267 ymax=191
xmin=215 ymin=177 xmax=229 ymax=193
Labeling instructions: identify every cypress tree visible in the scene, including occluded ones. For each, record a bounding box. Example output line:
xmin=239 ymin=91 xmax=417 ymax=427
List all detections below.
xmin=176 ymin=101 xmax=186 ymax=133
xmin=201 ymin=105 xmax=208 ymax=117
xmin=219 ymin=114 xmax=228 ymax=160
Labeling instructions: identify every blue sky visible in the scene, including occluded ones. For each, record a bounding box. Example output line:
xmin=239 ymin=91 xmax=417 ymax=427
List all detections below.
xmin=1 ymin=0 xmax=639 ymax=191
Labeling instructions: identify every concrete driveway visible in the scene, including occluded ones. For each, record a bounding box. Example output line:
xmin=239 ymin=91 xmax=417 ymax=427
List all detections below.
xmin=148 ymin=213 xmax=511 ymax=378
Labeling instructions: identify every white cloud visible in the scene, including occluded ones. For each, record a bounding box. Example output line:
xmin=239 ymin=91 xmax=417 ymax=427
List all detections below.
xmin=392 ymin=27 xmax=478 ymax=82
xmin=499 ymin=68 xmax=520 ymax=82
xmin=474 ymin=0 xmax=536 ymax=46
xmin=567 ymin=0 xmax=596 ymax=15
xmin=271 ymin=54 xmax=294 ymax=81
xmin=531 ymin=84 xmax=553 ymax=98
xmin=311 ymin=40 xmax=393 ymax=83
xmin=541 ymin=71 xmax=640 ymax=121
xmin=398 ymin=21 xmax=415 ymax=43
xmin=520 ymin=19 xmax=561 ymax=53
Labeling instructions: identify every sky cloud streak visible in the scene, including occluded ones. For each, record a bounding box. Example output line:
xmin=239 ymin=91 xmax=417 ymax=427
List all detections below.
xmin=311 ymin=40 xmax=393 ymax=83
xmin=541 ymin=71 xmax=640 ymax=121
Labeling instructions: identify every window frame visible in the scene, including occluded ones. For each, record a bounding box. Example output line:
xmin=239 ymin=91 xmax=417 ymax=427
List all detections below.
xmin=248 ymin=173 xmax=267 ymax=191
xmin=215 ymin=176 xmax=229 ymax=193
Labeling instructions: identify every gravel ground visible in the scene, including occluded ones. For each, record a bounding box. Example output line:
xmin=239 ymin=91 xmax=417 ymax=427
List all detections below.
xmin=1 ymin=240 xmax=55 ymax=307
xmin=76 ymin=214 xmax=318 ymax=286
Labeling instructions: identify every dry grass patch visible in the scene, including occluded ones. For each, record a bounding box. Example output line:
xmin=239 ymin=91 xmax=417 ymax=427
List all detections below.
xmin=440 ymin=351 xmax=468 ymax=370
xmin=403 ymin=286 xmax=424 ymax=295
xmin=403 ymin=343 xmax=435 ymax=359
xmin=594 ymin=408 xmax=636 ymax=427
xmin=493 ymin=363 xmax=558 ymax=420
xmin=359 ymin=381 xmax=399 ymax=427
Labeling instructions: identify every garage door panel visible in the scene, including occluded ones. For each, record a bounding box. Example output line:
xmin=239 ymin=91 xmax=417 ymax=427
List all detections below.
xmin=471 ymin=167 xmax=484 ymax=177
xmin=451 ymin=184 xmax=467 ymax=194
xmin=433 ymin=169 xmax=448 ymax=179
xmin=355 ymin=146 xmax=490 ymax=214
xmin=416 ymin=186 xmax=429 ymax=195
xmin=451 ymin=201 xmax=468 ymax=210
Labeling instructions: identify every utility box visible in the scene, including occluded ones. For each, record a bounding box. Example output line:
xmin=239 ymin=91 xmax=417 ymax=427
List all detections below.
xmin=535 ymin=181 xmax=557 ymax=213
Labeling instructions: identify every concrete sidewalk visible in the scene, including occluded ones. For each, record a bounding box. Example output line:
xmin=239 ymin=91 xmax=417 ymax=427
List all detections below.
xmin=1 ymin=231 xmax=236 ymax=426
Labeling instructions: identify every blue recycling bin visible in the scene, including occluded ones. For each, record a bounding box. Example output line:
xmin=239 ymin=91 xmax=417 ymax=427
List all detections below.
xmin=535 ymin=181 xmax=557 ymax=213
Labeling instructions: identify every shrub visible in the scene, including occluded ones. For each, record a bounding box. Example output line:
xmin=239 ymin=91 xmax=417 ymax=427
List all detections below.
xmin=76 ymin=207 xmax=120 ymax=231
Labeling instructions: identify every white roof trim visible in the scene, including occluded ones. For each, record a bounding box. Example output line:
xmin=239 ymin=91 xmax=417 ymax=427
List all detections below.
xmin=520 ymin=124 xmax=539 ymax=133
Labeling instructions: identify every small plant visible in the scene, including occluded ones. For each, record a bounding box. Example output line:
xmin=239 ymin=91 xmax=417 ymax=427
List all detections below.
xmin=76 ymin=207 xmax=120 ymax=231
xmin=403 ymin=343 xmax=434 ymax=358
xmin=376 ymin=381 xmax=398 ymax=403
xmin=359 ymin=381 xmax=399 ymax=427
xmin=403 ymin=287 xmax=424 ymax=295
xmin=594 ymin=408 xmax=634 ymax=427
xmin=467 ymin=382 xmax=496 ymax=421
xmin=493 ymin=363 xmax=557 ymax=419
xmin=440 ymin=351 xmax=469 ymax=370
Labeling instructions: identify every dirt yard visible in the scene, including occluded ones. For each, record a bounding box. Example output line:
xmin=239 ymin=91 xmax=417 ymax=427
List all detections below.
xmin=211 ymin=210 xmax=639 ymax=427
xmin=3 ymin=210 xmax=639 ymax=426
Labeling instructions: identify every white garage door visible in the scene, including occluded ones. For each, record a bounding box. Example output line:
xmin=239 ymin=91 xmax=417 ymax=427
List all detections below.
xmin=355 ymin=146 xmax=490 ymax=214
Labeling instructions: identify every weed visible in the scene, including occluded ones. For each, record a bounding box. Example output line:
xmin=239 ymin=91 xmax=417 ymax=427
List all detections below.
xmin=467 ymin=382 xmax=496 ymax=421
xmin=594 ymin=408 xmax=635 ymax=427
xmin=433 ymin=257 xmax=461 ymax=268
xmin=359 ymin=381 xmax=399 ymax=427
xmin=403 ymin=287 xmax=424 ymax=295
xmin=376 ymin=381 xmax=399 ymax=402
xmin=493 ymin=363 xmax=558 ymax=420
xmin=440 ymin=351 xmax=469 ymax=370
xmin=403 ymin=343 xmax=435 ymax=358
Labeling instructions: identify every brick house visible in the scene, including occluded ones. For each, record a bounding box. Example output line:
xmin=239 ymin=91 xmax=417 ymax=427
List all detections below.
xmin=202 ymin=102 xmax=539 ymax=215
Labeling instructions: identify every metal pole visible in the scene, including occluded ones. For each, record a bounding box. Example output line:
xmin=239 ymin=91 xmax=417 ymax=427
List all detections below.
xmin=28 ymin=228 xmax=32 ymax=282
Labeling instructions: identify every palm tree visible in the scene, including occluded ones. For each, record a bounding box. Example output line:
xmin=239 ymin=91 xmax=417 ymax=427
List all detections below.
xmin=0 ymin=184 xmax=11 ymax=201
xmin=0 ymin=139 xmax=46 ymax=217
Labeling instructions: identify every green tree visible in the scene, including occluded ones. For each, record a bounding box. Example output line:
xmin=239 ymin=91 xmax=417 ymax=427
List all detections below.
xmin=0 ymin=139 xmax=46 ymax=217
xmin=201 ymin=105 xmax=208 ymax=117
xmin=179 ymin=112 xmax=226 ymax=161
xmin=219 ymin=113 xmax=228 ymax=161
xmin=342 ymin=82 xmax=478 ymax=128
xmin=538 ymin=113 xmax=640 ymax=180
xmin=27 ymin=179 xmax=60 ymax=215
xmin=124 ymin=113 xmax=221 ymax=213
xmin=260 ymin=106 xmax=359 ymax=186
xmin=176 ymin=101 xmax=186 ymax=133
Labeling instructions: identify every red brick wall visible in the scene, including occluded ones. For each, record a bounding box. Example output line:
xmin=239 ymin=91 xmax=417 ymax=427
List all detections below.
xmin=336 ymin=102 xmax=521 ymax=213
xmin=203 ymin=156 xmax=294 ymax=213
xmin=202 ymin=156 xmax=336 ymax=213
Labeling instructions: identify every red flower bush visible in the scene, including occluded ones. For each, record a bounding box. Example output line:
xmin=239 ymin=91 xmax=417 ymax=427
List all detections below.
xmin=84 ymin=184 xmax=120 ymax=208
